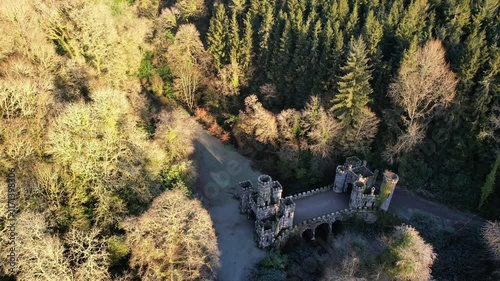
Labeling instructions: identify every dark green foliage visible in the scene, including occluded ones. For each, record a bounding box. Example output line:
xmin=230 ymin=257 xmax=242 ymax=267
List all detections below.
xmin=479 ymin=154 xmax=500 ymax=209
xmin=239 ymin=13 xmax=253 ymax=75
xmin=258 ymin=251 xmax=288 ymax=270
xmin=249 ymin=268 xmax=286 ymax=281
xmin=331 ymin=37 xmax=372 ymax=125
xmin=408 ymin=211 xmax=493 ymax=280
xmin=207 ymin=3 xmax=229 ymax=69
xmin=107 ymin=235 xmax=130 ymax=266
xmin=203 ymin=0 xmax=500 ymax=219
xmin=228 ymin=9 xmax=240 ymax=65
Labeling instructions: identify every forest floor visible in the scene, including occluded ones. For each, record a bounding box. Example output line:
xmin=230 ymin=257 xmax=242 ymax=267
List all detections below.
xmin=192 ymin=122 xmax=486 ymax=281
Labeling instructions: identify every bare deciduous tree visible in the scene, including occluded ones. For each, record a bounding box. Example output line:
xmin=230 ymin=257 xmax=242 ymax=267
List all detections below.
xmin=46 ymin=89 xmax=155 ymax=230
xmin=483 ymin=220 xmax=500 ymax=261
xmin=385 ymin=39 xmax=457 ymax=162
xmin=64 ymin=228 xmax=110 ymax=281
xmin=237 ymin=95 xmax=279 ymax=144
xmin=277 ymin=109 xmax=304 ymax=149
xmin=122 ymin=188 xmax=220 ymax=281
xmin=303 ymin=96 xmax=341 ymax=159
xmin=0 ymin=212 xmax=73 ymax=280
xmin=167 ymin=24 xmax=206 ymax=110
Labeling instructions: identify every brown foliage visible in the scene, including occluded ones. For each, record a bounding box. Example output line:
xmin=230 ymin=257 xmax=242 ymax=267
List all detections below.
xmin=483 ymin=220 xmax=500 ymax=261
xmin=237 ymin=95 xmax=279 ymax=144
xmin=208 ymin=122 xmax=224 ymax=137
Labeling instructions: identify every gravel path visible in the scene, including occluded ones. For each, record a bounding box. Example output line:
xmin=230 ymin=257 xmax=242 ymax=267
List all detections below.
xmin=192 ymin=125 xmax=266 ymax=281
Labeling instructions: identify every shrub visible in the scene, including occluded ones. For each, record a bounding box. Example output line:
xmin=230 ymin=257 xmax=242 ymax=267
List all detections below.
xmin=483 ymin=220 xmax=500 ymax=261
xmin=220 ymin=131 xmax=231 ymax=143
xmin=107 ymin=235 xmax=130 ymax=266
xmin=258 ymin=251 xmax=288 ymax=270
xmin=208 ymin=123 xmax=224 ymax=137
xmin=382 ymin=225 xmax=437 ymax=281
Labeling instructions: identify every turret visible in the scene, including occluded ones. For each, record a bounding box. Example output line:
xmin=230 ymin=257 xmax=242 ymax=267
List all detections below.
xmin=378 ymin=171 xmax=399 ymax=211
xmin=281 ymin=197 xmax=295 ymax=229
xmin=271 ymin=181 xmax=283 ymax=204
xmin=239 ymin=180 xmax=253 ymax=214
xmin=349 ymin=180 xmax=365 ymax=209
xmin=334 ymin=165 xmax=348 ymax=193
xmin=257 ymin=174 xmax=272 ymax=207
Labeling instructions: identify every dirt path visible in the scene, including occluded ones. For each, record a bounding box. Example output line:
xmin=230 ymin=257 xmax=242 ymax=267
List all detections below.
xmin=388 ymin=187 xmax=485 ymax=228
xmin=192 ymin=125 xmax=266 ymax=281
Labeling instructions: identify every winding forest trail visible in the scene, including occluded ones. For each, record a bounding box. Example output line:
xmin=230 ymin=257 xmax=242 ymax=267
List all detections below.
xmin=192 ymin=122 xmax=484 ymax=281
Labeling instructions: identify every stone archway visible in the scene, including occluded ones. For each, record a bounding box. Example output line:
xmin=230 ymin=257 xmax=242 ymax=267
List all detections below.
xmin=315 ymin=223 xmax=330 ymax=242
xmin=249 ymin=209 xmax=256 ymax=221
xmin=346 ymin=182 xmax=353 ymax=193
xmin=302 ymin=229 xmax=314 ymax=241
xmin=332 ymin=220 xmax=343 ymax=236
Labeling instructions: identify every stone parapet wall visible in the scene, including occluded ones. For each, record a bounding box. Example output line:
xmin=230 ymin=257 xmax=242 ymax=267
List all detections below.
xmin=272 ymin=208 xmax=376 ymax=249
xmin=288 ymin=184 xmax=333 ymax=201
xmin=356 ymin=194 xmax=376 ymax=209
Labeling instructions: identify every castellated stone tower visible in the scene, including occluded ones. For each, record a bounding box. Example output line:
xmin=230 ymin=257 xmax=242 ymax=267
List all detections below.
xmin=334 ymin=165 xmax=347 ymax=193
xmin=257 ymin=175 xmax=272 ymax=207
xmin=280 ymin=197 xmax=295 ymax=229
xmin=379 ymin=171 xmax=399 ymax=211
xmin=333 ymin=156 xmax=398 ymax=211
xmin=239 ymin=175 xmax=295 ymax=248
xmin=239 ymin=180 xmax=253 ymax=214
xmin=349 ymin=180 xmax=365 ymax=208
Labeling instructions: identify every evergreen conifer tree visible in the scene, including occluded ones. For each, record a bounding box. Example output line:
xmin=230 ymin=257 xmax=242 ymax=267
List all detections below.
xmin=331 ymin=37 xmax=373 ymax=126
xmin=345 ymin=1 xmax=359 ymax=39
xmin=362 ymin=10 xmax=383 ymax=58
xmin=228 ymin=9 xmax=240 ymax=66
xmin=257 ymin=1 xmax=275 ymax=75
xmin=239 ymin=13 xmax=253 ymax=76
xmin=207 ymin=3 xmax=229 ymax=69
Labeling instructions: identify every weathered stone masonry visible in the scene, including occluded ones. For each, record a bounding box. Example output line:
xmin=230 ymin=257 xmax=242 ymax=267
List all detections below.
xmin=239 ymin=156 xmax=399 ymax=248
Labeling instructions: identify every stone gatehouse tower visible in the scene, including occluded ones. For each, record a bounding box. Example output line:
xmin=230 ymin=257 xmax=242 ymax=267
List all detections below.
xmin=239 ymin=175 xmax=295 ymax=248
xmin=334 ymin=156 xmax=399 ymax=210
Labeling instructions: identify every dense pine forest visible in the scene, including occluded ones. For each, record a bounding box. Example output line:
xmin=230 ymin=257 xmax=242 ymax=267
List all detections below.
xmin=0 ymin=0 xmax=499 ymax=280
xmin=195 ymin=0 xmax=499 ymax=218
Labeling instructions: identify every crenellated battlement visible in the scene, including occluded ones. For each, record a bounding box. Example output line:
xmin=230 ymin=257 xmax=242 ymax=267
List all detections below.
xmin=239 ymin=156 xmax=398 ymax=249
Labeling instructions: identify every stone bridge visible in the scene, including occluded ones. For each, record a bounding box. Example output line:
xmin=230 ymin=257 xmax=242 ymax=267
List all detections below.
xmin=240 ymin=157 xmax=398 ymax=248
xmin=273 ymin=207 xmax=377 ymax=248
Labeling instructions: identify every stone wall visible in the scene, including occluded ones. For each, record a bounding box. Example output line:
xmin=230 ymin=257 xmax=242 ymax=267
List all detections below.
xmin=254 ymin=204 xmax=277 ymax=221
xmin=272 ymin=208 xmax=377 ymax=249
xmin=288 ymin=184 xmax=333 ymax=201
